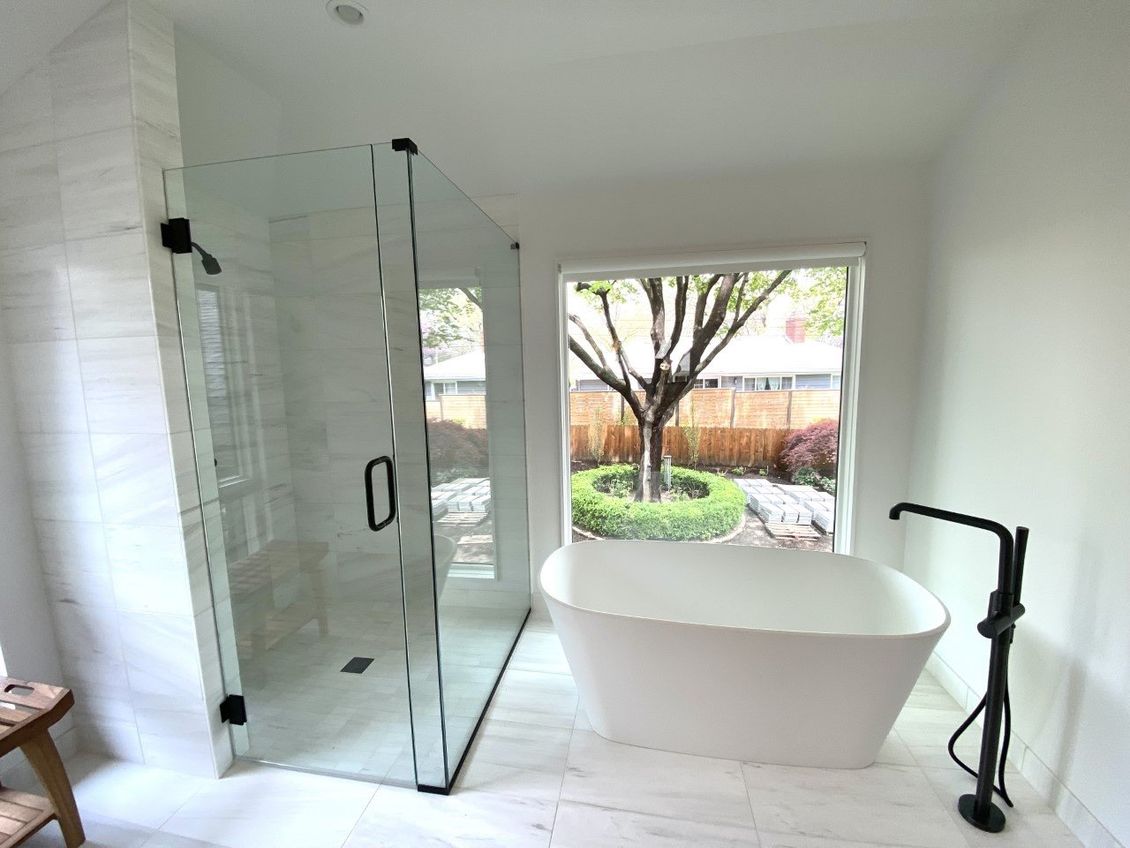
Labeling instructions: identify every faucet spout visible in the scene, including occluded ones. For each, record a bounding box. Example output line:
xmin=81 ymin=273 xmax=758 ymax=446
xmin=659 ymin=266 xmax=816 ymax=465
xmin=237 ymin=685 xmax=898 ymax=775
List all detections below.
xmin=889 ymin=501 xmax=1017 ymax=594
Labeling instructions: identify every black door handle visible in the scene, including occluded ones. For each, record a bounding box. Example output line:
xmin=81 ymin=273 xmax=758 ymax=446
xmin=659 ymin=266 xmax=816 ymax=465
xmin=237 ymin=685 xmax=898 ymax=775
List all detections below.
xmin=364 ymin=456 xmax=397 ymax=531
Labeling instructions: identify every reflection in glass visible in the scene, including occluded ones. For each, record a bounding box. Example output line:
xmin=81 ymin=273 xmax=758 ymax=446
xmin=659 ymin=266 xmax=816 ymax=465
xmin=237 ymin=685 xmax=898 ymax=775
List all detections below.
xmin=407 ymin=152 xmax=530 ymax=779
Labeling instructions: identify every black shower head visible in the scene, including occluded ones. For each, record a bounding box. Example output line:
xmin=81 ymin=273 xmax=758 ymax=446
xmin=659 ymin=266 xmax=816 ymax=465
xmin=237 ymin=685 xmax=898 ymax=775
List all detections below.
xmin=191 ymin=241 xmax=223 ymax=276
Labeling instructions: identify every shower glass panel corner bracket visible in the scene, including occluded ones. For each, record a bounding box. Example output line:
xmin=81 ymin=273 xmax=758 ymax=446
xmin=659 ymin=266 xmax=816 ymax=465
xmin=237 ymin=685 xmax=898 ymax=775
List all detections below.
xmin=165 ymin=141 xmax=531 ymax=793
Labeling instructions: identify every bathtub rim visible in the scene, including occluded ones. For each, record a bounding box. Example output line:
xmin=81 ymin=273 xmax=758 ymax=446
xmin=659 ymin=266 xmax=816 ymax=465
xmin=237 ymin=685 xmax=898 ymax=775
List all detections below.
xmin=540 ymin=540 xmax=951 ymax=642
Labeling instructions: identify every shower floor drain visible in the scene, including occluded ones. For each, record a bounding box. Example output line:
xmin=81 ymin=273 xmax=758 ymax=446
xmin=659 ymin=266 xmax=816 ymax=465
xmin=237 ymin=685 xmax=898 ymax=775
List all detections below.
xmin=340 ymin=657 xmax=375 ymax=674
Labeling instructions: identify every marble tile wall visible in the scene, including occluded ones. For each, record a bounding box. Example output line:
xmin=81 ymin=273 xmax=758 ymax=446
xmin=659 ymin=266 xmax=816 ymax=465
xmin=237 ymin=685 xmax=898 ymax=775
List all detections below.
xmin=268 ymin=209 xmax=400 ymax=593
xmin=0 ymin=0 xmax=227 ymax=778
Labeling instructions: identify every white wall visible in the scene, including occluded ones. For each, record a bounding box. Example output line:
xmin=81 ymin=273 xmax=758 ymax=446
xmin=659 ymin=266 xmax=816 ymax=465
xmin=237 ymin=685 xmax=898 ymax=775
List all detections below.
xmin=519 ymin=162 xmax=930 ymax=575
xmin=0 ymin=324 xmax=62 ymax=684
xmin=905 ymin=3 xmax=1130 ymax=846
xmin=0 ymin=325 xmax=73 ymax=786
xmin=174 ymin=28 xmax=282 ymax=167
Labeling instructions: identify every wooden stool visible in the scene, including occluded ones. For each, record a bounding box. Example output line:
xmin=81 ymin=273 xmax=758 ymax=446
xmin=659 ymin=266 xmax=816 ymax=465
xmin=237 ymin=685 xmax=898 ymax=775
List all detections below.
xmin=0 ymin=678 xmax=84 ymax=847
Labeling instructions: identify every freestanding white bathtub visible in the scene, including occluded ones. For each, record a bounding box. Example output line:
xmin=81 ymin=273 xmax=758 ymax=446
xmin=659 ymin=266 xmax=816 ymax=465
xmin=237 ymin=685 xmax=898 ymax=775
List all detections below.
xmin=541 ymin=540 xmax=949 ymax=768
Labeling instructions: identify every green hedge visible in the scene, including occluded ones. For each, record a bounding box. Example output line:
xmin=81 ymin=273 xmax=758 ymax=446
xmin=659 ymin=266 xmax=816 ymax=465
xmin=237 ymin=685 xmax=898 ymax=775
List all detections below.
xmin=572 ymin=464 xmax=745 ymax=541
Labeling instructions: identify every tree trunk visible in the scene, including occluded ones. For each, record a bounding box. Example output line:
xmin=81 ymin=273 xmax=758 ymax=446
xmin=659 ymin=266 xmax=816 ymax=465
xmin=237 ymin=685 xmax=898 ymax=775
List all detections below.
xmin=636 ymin=415 xmax=668 ymax=502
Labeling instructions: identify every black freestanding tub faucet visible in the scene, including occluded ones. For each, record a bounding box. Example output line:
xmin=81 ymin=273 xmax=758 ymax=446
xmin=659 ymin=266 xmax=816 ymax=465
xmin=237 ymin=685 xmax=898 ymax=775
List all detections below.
xmin=889 ymin=502 xmax=1029 ymax=834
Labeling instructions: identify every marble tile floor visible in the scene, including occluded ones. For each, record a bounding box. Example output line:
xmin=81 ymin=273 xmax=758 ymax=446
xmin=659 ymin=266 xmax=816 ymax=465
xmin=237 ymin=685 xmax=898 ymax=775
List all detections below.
xmin=230 ymin=580 xmax=524 ymax=784
xmin=12 ymin=616 xmax=1082 ymax=848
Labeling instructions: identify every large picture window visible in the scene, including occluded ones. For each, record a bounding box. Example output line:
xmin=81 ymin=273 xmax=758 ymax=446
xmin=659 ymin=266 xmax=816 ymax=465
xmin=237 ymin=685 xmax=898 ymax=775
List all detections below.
xmin=560 ymin=252 xmax=861 ymax=553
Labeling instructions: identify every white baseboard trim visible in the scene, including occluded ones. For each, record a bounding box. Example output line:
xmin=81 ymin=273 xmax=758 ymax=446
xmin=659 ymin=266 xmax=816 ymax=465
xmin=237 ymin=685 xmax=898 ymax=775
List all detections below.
xmin=925 ymin=652 xmax=1124 ymax=848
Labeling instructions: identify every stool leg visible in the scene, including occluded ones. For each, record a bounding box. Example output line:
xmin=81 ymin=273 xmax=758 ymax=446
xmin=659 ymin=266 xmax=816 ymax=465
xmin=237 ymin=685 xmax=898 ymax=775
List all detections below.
xmin=22 ymin=733 xmax=85 ymax=847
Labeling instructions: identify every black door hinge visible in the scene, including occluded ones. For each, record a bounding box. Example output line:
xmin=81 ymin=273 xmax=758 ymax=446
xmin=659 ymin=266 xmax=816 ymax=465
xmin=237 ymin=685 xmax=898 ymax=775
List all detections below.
xmin=391 ymin=137 xmax=419 ymax=155
xmin=219 ymin=694 xmax=247 ymax=725
xmin=161 ymin=218 xmax=193 ymax=254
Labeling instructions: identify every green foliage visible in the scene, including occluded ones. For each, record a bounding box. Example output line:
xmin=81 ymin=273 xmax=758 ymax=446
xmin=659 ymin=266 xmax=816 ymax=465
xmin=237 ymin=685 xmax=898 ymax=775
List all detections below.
xmin=418 ymin=286 xmax=482 ymax=350
xmin=791 ymin=466 xmax=836 ymax=495
xmin=573 ymin=272 xmax=795 ymax=343
xmin=597 ymin=473 xmax=635 ymax=499
xmin=572 ymin=464 xmax=744 ymax=541
xmin=791 ymin=467 xmax=822 ymax=487
xmin=781 ymin=419 xmax=839 ymax=476
xmin=426 ymin=419 xmax=488 ymax=484
xmin=778 ymin=267 xmax=847 ymax=339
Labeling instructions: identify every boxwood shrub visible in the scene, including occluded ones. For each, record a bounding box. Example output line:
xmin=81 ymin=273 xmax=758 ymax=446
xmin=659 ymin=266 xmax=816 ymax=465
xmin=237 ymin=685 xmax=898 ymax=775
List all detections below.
xmin=572 ymin=464 xmax=744 ymax=541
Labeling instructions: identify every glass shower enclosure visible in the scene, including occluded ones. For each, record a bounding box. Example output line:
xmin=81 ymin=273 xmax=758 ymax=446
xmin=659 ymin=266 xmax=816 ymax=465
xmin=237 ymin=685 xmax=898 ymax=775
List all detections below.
xmin=165 ymin=141 xmax=530 ymax=791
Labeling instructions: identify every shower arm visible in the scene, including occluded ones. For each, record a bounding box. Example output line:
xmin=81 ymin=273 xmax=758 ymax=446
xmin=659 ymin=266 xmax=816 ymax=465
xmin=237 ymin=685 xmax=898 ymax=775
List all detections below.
xmin=890 ymin=502 xmax=1029 ymax=833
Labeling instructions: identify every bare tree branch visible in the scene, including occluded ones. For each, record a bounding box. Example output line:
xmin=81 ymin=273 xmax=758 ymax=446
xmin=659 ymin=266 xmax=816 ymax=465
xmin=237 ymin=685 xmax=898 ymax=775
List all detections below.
xmin=639 ymin=277 xmax=665 ymax=356
xmin=568 ymin=313 xmax=618 ymax=383
xmin=688 ymin=273 xmax=742 ymax=372
xmin=692 ymin=274 xmax=722 ymax=333
xmin=569 ymin=270 xmax=794 ymax=502
xmin=567 ymin=336 xmax=641 ymax=412
xmin=696 ymin=270 xmax=793 ymax=375
xmin=664 ymin=276 xmax=689 ymax=358
xmin=733 ymin=269 xmax=791 ymax=328
xmin=652 ymin=276 xmax=689 ymax=400
xmin=567 ymin=312 xmax=643 ymax=415
xmin=459 ymin=287 xmax=482 ymax=309
xmin=594 ymin=289 xmax=647 ymax=390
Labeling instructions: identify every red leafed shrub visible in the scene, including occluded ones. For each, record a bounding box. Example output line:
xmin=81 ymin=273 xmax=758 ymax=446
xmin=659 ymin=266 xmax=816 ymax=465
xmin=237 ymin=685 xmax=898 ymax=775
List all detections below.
xmin=426 ymin=419 xmax=489 ymax=482
xmin=780 ymin=419 xmax=839 ymax=476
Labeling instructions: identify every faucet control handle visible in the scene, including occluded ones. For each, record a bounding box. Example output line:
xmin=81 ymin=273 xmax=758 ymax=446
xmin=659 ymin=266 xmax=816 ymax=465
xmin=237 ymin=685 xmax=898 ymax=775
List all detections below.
xmin=977 ymin=603 xmax=1025 ymax=638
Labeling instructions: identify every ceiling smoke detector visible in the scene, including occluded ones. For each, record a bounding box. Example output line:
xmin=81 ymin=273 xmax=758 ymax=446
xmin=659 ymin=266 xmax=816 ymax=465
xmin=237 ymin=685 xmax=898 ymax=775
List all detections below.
xmin=326 ymin=1 xmax=367 ymax=26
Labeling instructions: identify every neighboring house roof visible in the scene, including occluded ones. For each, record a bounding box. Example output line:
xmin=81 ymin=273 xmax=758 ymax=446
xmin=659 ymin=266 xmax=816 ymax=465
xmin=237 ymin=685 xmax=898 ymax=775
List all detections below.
xmin=692 ymin=335 xmax=842 ymax=377
xmin=424 ymin=335 xmax=841 ymax=382
xmin=424 ymin=349 xmax=487 ymax=381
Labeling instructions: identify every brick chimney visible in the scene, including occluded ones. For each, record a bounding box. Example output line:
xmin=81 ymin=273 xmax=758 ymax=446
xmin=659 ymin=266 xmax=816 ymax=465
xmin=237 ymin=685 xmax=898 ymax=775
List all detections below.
xmin=785 ymin=313 xmax=806 ymax=344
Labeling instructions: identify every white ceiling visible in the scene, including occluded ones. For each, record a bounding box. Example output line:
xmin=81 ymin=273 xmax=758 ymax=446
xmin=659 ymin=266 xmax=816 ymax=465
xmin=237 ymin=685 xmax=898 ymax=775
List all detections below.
xmin=5 ymin=1 xmax=1044 ymax=197
xmin=0 ymin=0 xmax=112 ymax=94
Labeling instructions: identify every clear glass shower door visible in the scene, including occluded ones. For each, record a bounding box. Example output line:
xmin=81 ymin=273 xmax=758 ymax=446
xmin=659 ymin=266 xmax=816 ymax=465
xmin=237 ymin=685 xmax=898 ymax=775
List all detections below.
xmin=167 ymin=141 xmax=531 ymax=792
xmin=167 ymin=146 xmax=416 ymax=783
xmin=369 ymin=142 xmax=532 ymax=790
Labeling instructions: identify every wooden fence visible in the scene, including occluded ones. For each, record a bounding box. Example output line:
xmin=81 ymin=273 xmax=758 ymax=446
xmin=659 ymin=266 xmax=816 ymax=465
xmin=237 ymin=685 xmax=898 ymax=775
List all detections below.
xmin=569 ymin=388 xmax=838 ymax=429
xmin=425 ymin=395 xmax=487 ymax=428
xmin=427 ymin=388 xmax=839 ymax=431
xmin=570 ymin=424 xmax=791 ymax=469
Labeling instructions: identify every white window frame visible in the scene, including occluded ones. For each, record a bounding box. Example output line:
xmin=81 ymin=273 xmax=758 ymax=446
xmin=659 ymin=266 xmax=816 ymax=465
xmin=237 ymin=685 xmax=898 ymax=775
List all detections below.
xmin=197 ymin=285 xmax=256 ymax=494
xmin=794 ymin=373 xmax=837 ymax=390
xmin=742 ymin=375 xmax=794 ymax=392
xmin=555 ymin=243 xmax=865 ymax=555
xmin=456 ymin=380 xmax=487 ymax=395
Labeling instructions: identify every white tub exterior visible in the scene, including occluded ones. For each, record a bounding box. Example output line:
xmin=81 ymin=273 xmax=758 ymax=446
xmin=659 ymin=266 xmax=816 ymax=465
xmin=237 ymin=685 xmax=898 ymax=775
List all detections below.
xmin=540 ymin=540 xmax=949 ymax=768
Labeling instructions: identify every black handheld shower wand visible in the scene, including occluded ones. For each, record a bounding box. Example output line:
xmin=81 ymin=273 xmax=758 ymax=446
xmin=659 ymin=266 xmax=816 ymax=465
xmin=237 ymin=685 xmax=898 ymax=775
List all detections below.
xmin=890 ymin=502 xmax=1028 ymax=834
